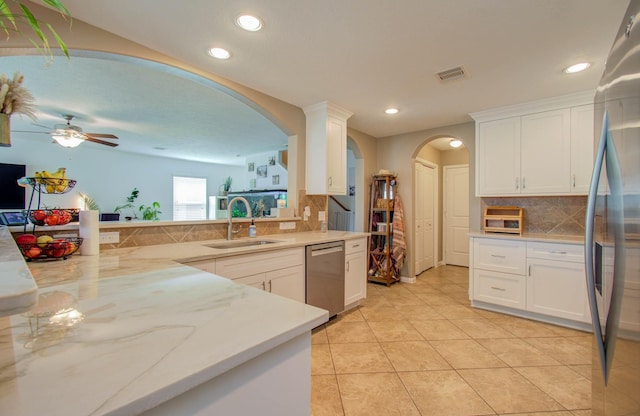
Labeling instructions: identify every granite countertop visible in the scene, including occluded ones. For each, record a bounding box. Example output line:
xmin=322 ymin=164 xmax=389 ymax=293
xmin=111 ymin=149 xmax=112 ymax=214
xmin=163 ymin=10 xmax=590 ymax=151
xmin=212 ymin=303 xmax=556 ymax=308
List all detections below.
xmin=0 ymin=230 xmax=368 ymax=415
xmin=468 ymin=230 xmax=585 ymax=245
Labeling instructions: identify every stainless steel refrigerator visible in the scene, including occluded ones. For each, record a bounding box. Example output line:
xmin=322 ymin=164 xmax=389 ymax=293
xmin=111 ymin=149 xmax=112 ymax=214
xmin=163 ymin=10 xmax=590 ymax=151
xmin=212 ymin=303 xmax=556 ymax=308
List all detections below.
xmin=585 ymin=1 xmax=640 ymax=414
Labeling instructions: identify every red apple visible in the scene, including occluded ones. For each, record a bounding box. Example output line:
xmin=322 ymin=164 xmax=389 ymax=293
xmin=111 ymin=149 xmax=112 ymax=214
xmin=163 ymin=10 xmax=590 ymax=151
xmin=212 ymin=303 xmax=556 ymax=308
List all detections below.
xmin=45 ymin=214 xmax=59 ymax=226
xmin=32 ymin=210 xmax=46 ymax=222
xmin=16 ymin=234 xmax=37 ymax=246
xmin=24 ymin=246 xmax=42 ymax=259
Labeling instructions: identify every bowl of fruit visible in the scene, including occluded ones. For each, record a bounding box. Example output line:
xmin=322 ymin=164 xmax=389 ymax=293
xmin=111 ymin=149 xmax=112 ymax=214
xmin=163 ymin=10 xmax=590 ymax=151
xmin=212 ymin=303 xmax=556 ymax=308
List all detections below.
xmin=15 ymin=234 xmax=83 ymax=260
xmin=28 ymin=209 xmax=74 ymax=226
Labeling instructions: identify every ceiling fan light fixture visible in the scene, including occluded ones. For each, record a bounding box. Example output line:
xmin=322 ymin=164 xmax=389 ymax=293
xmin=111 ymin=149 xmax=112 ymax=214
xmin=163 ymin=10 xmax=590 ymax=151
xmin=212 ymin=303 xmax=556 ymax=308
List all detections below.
xmin=52 ymin=133 xmax=84 ymax=148
xmin=449 ymin=139 xmax=463 ymax=148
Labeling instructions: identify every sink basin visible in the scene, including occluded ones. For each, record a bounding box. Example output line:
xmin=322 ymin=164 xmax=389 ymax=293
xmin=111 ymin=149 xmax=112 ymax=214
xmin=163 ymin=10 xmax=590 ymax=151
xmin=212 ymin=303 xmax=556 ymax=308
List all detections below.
xmin=204 ymin=239 xmax=280 ymax=249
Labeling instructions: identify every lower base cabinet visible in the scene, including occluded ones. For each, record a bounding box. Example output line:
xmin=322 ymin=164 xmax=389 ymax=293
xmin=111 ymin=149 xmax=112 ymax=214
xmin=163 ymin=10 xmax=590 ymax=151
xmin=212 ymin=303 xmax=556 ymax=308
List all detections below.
xmin=344 ymin=238 xmax=367 ymax=309
xmin=470 ymin=236 xmax=590 ymax=328
xmin=526 ymin=258 xmax=589 ymax=323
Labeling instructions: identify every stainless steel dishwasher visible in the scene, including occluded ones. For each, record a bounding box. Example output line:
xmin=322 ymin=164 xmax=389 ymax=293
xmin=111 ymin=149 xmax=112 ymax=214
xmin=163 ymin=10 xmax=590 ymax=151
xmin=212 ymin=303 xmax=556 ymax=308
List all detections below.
xmin=306 ymin=241 xmax=345 ymax=317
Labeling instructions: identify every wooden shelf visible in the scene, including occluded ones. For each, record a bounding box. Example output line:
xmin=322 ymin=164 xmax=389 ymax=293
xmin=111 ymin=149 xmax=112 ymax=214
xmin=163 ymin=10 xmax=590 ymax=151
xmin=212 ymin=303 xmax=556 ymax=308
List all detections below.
xmin=484 ymin=206 xmax=523 ymax=235
xmin=367 ymin=174 xmax=399 ymax=287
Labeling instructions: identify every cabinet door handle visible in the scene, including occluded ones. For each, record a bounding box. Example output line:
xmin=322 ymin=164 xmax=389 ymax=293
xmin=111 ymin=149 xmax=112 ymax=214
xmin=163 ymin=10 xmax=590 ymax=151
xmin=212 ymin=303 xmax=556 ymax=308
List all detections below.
xmin=262 ymin=281 xmax=266 ymax=291
xmin=352 ymin=244 xmax=360 ymax=248
xmin=268 ymin=280 xmax=272 ymax=293
xmin=346 ymin=260 xmax=350 ymax=272
xmin=549 ymin=250 xmax=567 ymax=255
xmin=490 ymin=254 xmax=506 ymax=259
xmin=522 ymin=177 xmax=526 ymax=189
xmin=573 ymin=174 xmax=576 ymax=188
xmin=490 ymin=286 xmax=506 ymax=292
xmin=328 ymin=176 xmax=333 ymax=186
xmin=528 ymin=264 xmax=531 ymax=276
xmin=515 ymin=177 xmax=519 ymax=190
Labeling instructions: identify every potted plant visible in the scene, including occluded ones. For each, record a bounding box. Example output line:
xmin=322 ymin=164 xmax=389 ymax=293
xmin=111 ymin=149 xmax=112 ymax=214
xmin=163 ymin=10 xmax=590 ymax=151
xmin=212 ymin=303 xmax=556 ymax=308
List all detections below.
xmin=139 ymin=201 xmax=161 ymax=221
xmin=0 ymin=71 xmax=37 ymax=146
xmin=219 ymin=176 xmax=232 ymax=196
xmin=114 ymin=188 xmax=139 ymax=220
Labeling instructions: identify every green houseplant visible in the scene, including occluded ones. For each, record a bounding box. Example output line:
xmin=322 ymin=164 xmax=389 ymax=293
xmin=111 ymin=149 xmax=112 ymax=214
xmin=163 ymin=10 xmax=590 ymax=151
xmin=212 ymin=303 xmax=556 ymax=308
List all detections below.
xmin=114 ymin=188 xmax=139 ymax=220
xmin=1 ymin=0 xmax=71 ymax=59
xmin=139 ymin=202 xmax=161 ymax=221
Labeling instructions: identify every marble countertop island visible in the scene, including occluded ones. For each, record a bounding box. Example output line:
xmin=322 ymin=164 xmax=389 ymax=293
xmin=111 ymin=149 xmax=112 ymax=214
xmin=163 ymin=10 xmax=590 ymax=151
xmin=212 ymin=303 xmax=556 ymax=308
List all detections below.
xmin=0 ymin=230 xmax=370 ymax=415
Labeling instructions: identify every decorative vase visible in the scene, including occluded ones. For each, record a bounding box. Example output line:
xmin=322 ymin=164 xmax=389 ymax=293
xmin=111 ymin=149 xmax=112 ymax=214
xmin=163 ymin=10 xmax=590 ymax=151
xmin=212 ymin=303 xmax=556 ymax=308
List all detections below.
xmin=0 ymin=114 xmax=10 ymax=147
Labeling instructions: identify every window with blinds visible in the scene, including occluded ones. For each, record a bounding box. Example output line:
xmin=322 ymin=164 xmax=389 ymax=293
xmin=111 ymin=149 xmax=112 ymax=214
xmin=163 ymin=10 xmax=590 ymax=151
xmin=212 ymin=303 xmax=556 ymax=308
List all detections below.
xmin=173 ymin=176 xmax=207 ymax=221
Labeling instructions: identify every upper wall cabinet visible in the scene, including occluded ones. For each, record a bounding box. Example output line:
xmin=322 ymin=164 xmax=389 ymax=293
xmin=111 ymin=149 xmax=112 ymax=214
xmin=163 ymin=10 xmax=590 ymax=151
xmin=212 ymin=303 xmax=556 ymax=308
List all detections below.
xmin=471 ymin=92 xmax=595 ymax=197
xmin=304 ymin=102 xmax=353 ymax=195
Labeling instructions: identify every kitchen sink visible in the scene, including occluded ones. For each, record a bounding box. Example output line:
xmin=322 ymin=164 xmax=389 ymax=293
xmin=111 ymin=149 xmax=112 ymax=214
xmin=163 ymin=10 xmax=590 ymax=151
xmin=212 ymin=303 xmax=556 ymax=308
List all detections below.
xmin=204 ymin=239 xmax=280 ymax=249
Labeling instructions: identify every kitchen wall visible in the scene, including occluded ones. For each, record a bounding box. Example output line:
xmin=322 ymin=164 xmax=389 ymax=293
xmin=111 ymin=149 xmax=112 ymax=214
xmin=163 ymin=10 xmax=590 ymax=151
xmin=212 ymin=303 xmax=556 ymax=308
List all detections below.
xmin=1 ymin=135 xmax=245 ymax=220
xmin=243 ymin=150 xmax=288 ymax=191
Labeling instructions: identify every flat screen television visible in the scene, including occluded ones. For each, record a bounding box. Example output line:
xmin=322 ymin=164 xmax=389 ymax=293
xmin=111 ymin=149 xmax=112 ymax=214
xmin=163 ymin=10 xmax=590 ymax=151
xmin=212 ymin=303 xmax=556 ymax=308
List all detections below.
xmin=0 ymin=163 xmax=26 ymax=209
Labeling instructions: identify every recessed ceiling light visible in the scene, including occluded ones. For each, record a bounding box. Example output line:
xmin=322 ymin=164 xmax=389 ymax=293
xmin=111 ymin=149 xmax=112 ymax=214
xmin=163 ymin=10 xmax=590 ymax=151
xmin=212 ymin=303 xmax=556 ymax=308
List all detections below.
xmin=208 ymin=47 xmax=231 ymax=60
xmin=236 ymin=14 xmax=263 ymax=31
xmin=385 ymin=108 xmax=399 ymax=115
xmin=563 ymin=62 xmax=591 ymax=74
xmin=449 ymin=139 xmax=463 ymax=148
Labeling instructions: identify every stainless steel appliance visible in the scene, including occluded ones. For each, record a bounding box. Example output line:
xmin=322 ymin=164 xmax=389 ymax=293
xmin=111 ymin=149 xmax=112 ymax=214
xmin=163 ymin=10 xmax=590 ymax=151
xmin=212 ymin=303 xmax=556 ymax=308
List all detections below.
xmin=585 ymin=1 xmax=640 ymax=414
xmin=306 ymin=241 xmax=345 ymax=317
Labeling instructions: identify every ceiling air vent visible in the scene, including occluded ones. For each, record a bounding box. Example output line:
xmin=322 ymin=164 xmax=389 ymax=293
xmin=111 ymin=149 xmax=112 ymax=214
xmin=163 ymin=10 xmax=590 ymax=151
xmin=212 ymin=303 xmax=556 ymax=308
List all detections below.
xmin=436 ymin=66 xmax=466 ymax=82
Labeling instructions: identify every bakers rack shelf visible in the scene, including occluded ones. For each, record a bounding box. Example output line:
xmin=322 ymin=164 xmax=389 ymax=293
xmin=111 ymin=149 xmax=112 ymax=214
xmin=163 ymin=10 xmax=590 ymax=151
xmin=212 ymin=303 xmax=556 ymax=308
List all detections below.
xmin=367 ymin=173 xmax=399 ymax=286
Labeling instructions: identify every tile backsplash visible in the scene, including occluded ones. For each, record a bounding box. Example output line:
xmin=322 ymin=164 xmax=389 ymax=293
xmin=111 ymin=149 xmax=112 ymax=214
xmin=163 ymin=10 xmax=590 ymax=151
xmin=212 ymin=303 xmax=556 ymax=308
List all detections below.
xmin=481 ymin=196 xmax=587 ymax=236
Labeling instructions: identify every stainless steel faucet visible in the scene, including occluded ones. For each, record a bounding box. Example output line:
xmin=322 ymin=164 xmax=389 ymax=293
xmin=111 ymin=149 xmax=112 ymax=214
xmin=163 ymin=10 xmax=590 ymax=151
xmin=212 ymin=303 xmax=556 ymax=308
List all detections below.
xmin=227 ymin=196 xmax=253 ymax=240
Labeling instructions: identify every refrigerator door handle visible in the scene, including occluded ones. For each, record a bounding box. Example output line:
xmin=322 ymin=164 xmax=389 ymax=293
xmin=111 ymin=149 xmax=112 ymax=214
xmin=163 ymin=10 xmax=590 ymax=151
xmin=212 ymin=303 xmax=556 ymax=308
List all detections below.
xmin=585 ymin=110 xmax=609 ymax=383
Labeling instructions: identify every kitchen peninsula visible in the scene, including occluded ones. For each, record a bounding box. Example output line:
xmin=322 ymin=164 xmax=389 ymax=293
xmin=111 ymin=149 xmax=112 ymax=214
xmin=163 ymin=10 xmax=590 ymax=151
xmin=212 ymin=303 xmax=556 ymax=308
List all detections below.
xmin=0 ymin=230 xmax=369 ymax=415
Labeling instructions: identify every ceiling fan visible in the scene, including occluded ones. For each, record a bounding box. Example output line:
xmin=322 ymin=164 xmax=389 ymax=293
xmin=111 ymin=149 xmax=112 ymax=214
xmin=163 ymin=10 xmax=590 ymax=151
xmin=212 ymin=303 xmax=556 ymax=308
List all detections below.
xmin=16 ymin=114 xmax=119 ymax=148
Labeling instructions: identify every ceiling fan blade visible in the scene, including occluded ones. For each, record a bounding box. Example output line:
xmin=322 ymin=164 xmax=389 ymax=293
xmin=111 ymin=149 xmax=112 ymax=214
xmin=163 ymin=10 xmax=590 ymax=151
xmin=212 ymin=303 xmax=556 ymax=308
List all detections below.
xmin=84 ymin=136 xmax=119 ymax=147
xmin=11 ymin=130 xmax=51 ymax=134
xmin=31 ymin=123 xmax=52 ymax=130
xmin=85 ymin=133 xmax=118 ymax=139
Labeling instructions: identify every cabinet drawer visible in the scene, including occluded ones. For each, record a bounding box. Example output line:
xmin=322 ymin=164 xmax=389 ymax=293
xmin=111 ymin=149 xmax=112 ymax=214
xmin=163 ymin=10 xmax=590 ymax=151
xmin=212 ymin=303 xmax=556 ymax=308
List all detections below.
xmin=473 ymin=269 xmax=526 ymax=310
xmin=215 ymin=247 xmax=304 ymax=279
xmin=527 ymin=242 xmax=584 ymax=263
xmin=473 ymin=238 xmax=526 ymax=275
xmin=345 ymin=237 xmax=367 ymax=255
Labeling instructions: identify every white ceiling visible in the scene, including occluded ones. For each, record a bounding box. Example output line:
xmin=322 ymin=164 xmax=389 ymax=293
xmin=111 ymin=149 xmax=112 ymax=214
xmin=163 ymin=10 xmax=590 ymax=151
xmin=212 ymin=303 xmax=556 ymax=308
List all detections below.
xmin=7 ymin=0 xmax=631 ymax=163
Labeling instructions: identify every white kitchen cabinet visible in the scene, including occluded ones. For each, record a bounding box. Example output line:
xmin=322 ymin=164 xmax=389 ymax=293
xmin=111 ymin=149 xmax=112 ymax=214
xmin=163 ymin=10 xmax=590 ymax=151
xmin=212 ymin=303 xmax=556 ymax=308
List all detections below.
xmin=470 ymin=236 xmax=591 ymax=329
xmin=526 ymin=241 xmax=589 ymax=323
xmin=520 ymin=109 xmax=571 ymax=194
xmin=570 ymin=104 xmax=595 ymax=194
xmin=477 ymin=117 xmax=521 ymax=195
xmin=471 ymin=237 xmax=526 ymax=309
xmin=344 ymin=237 xmax=367 ymax=309
xmin=473 ymin=238 xmax=526 ymax=275
xmin=472 ymin=91 xmax=595 ymax=197
xmin=304 ymin=101 xmax=353 ymax=195
xmin=267 ymin=265 xmax=305 ymax=302
xmin=473 ymin=268 xmax=526 ymax=310
xmin=215 ymin=247 xmax=306 ymax=303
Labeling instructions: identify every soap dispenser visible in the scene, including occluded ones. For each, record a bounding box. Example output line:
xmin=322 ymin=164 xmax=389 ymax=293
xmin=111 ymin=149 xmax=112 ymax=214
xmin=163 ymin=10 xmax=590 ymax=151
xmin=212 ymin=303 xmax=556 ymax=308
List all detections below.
xmin=249 ymin=218 xmax=257 ymax=238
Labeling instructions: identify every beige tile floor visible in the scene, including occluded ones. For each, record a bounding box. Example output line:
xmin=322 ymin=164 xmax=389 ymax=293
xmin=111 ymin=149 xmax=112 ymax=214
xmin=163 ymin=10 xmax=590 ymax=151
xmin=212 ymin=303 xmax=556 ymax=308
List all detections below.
xmin=311 ymin=265 xmax=592 ymax=416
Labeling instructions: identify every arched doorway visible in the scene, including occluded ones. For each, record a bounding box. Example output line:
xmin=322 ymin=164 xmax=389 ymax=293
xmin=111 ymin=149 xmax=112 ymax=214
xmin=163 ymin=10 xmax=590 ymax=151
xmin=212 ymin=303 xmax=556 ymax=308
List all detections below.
xmin=413 ymin=136 xmax=470 ymax=276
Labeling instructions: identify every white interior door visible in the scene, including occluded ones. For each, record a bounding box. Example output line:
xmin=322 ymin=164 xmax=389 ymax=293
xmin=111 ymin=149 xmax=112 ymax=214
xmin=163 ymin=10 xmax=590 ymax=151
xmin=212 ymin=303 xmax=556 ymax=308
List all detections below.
xmin=444 ymin=165 xmax=469 ymax=266
xmin=414 ymin=161 xmax=436 ymax=275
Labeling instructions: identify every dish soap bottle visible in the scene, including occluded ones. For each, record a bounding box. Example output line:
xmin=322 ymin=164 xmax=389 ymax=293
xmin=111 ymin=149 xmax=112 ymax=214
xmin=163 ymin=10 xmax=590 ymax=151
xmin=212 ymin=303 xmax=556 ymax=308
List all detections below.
xmin=249 ymin=218 xmax=257 ymax=238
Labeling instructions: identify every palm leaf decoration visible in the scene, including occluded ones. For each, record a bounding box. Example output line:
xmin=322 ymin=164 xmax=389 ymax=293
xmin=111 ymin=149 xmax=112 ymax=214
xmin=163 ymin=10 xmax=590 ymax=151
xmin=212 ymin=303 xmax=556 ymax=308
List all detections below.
xmin=79 ymin=192 xmax=100 ymax=211
xmin=0 ymin=0 xmax=71 ymax=60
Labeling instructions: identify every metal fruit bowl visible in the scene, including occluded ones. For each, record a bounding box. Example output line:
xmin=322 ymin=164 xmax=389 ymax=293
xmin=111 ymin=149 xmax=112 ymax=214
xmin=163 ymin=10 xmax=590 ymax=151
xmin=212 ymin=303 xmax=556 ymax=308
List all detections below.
xmin=17 ymin=237 xmax=84 ymax=260
xmin=26 ymin=177 xmax=77 ymax=194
